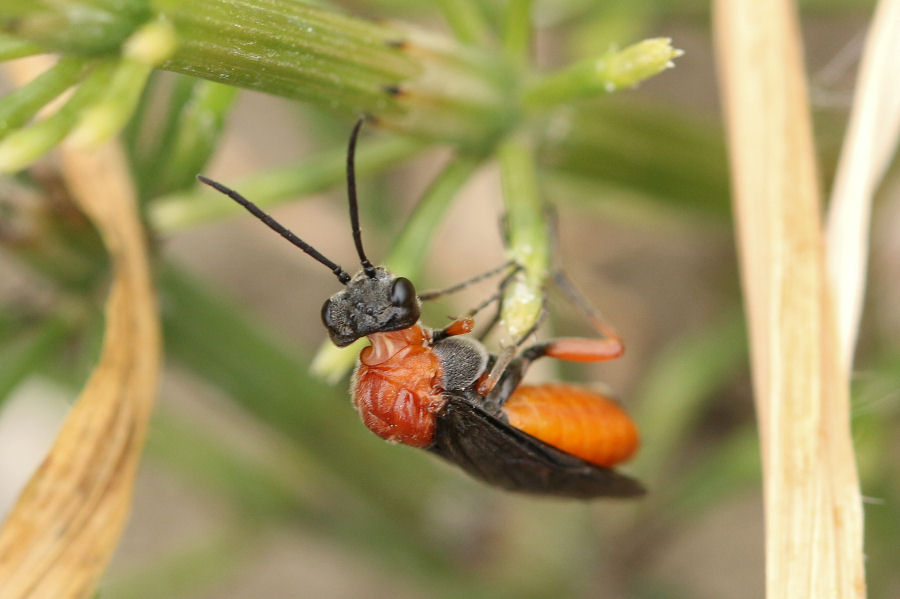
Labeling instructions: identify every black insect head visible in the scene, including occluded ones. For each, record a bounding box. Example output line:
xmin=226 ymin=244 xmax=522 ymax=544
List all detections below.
xmin=197 ymin=119 xmax=420 ymax=346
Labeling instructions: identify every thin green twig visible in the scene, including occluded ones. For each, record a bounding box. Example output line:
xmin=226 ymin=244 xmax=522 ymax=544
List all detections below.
xmin=0 ymin=57 xmax=86 ymax=139
xmin=0 ymin=60 xmax=115 ymax=172
xmin=524 ymin=38 xmax=682 ymax=108
xmin=150 ymin=135 xmax=424 ymax=231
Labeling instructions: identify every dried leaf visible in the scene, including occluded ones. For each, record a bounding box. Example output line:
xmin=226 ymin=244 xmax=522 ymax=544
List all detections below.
xmin=713 ymin=1 xmax=866 ymax=598
xmin=0 ymin=61 xmax=160 ymax=598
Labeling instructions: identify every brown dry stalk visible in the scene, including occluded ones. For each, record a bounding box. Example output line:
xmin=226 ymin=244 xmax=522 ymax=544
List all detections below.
xmin=826 ymin=0 xmax=900 ymax=372
xmin=713 ymin=1 xmax=865 ymax=598
xmin=0 ymin=62 xmax=160 ymax=598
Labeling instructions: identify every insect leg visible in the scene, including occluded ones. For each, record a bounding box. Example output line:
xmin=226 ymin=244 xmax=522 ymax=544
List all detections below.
xmin=432 ymin=264 xmax=521 ymax=343
xmin=518 ymin=271 xmax=625 ymax=363
xmin=431 ymin=317 xmax=475 ymax=343
xmin=418 ymin=260 xmax=517 ymax=301
xmin=475 ymin=306 xmax=501 ymax=342
xmin=552 ymin=269 xmax=621 ymax=342
xmin=479 ymin=308 xmax=622 ymax=412
xmin=468 ymin=264 xmax=521 ymax=338
xmin=474 ymin=293 xmax=549 ymax=395
xmin=529 ymin=336 xmax=624 ymax=362
xmin=479 ymin=352 xmax=532 ymax=414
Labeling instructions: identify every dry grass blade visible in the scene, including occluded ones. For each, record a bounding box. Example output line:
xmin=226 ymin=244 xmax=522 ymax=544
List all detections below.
xmin=825 ymin=0 xmax=900 ymax=371
xmin=0 ymin=63 xmax=160 ymax=598
xmin=713 ymin=1 xmax=866 ymax=597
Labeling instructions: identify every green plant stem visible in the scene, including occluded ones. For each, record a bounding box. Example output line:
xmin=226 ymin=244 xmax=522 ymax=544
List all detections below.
xmin=0 ymin=60 xmax=115 ymax=172
xmin=1 ymin=0 xmax=512 ymax=147
xmin=67 ymin=58 xmax=154 ymax=147
xmin=0 ymin=56 xmax=86 ymax=139
xmin=523 ymin=38 xmax=680 ymax=108
xmin=125 ymin=74 xmax=234 ymax=199
xmin=149 ymin=135 xmax=423 ymax=231
xmin=310 ymin=154 xmax=482 ymax=380
xmin=0 ymin=33 xmax=43 ymax=61
xmin=156 ymin=0 xmax=418 ymax=112
xmin=64 ymin=19 xmax=176 ymax=148
xmin=0 ymin=0 xmax=151 ymax=55
xmin=503 ymin=0 xmax=532 ymax=68
xmin=145 ymin=79 xmax=237 ymax=197
xmin=498 ymin=133 xmax=548 ymax=340
xmin=384 ymin=155 xmax=482 ymax=277
xmin=434 ymin=0 xmax=491 ymax=46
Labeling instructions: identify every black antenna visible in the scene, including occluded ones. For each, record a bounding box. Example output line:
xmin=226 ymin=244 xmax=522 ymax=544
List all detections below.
xmin=347 ymin=118 xmax=377 ymax=278
xmin=197 ymin=175 xmax=352 ymax=285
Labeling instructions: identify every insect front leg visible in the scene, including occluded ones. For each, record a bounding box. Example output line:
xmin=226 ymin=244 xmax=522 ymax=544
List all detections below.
xmin=432 ymin=318 xmax=475 ymax=343
xmin=430 ymin=263 xmax=522 ymax=344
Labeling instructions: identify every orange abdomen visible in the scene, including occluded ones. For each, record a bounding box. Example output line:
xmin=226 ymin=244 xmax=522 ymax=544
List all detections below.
xmin=502 ymin=384 xmax=639 ymax=467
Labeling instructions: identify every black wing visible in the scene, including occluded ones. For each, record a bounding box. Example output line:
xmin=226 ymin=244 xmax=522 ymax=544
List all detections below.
xmin=429 ymin=393 xmax=646 ymax=499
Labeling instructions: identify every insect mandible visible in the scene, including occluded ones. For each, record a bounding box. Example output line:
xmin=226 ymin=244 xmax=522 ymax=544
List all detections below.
xmin=198 ymin=120 xmax=644 ymax=499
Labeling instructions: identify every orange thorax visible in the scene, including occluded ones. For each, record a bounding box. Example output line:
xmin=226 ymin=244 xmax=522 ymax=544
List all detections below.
xmin=353 ymin=325 xmax=446 ymax=447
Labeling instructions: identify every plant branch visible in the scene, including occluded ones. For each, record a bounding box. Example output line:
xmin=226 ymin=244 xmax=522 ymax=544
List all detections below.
xmin=498 ymin=133 xmax=548 ymax=342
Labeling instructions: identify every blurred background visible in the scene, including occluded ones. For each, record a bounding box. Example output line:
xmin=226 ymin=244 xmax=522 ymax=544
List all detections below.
xmin=1 ymin=1 xmax=898 ymax=598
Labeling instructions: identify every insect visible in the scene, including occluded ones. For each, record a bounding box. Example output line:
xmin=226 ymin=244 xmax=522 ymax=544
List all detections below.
xmin=198 ymin=120 xmax=644 ymax=499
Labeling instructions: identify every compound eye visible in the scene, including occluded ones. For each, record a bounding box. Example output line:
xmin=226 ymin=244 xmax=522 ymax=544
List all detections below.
xmin=390 ymin=277 xmax=416 ymax=310
xmin=321 ymin=299 xmax=335 ymax=330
